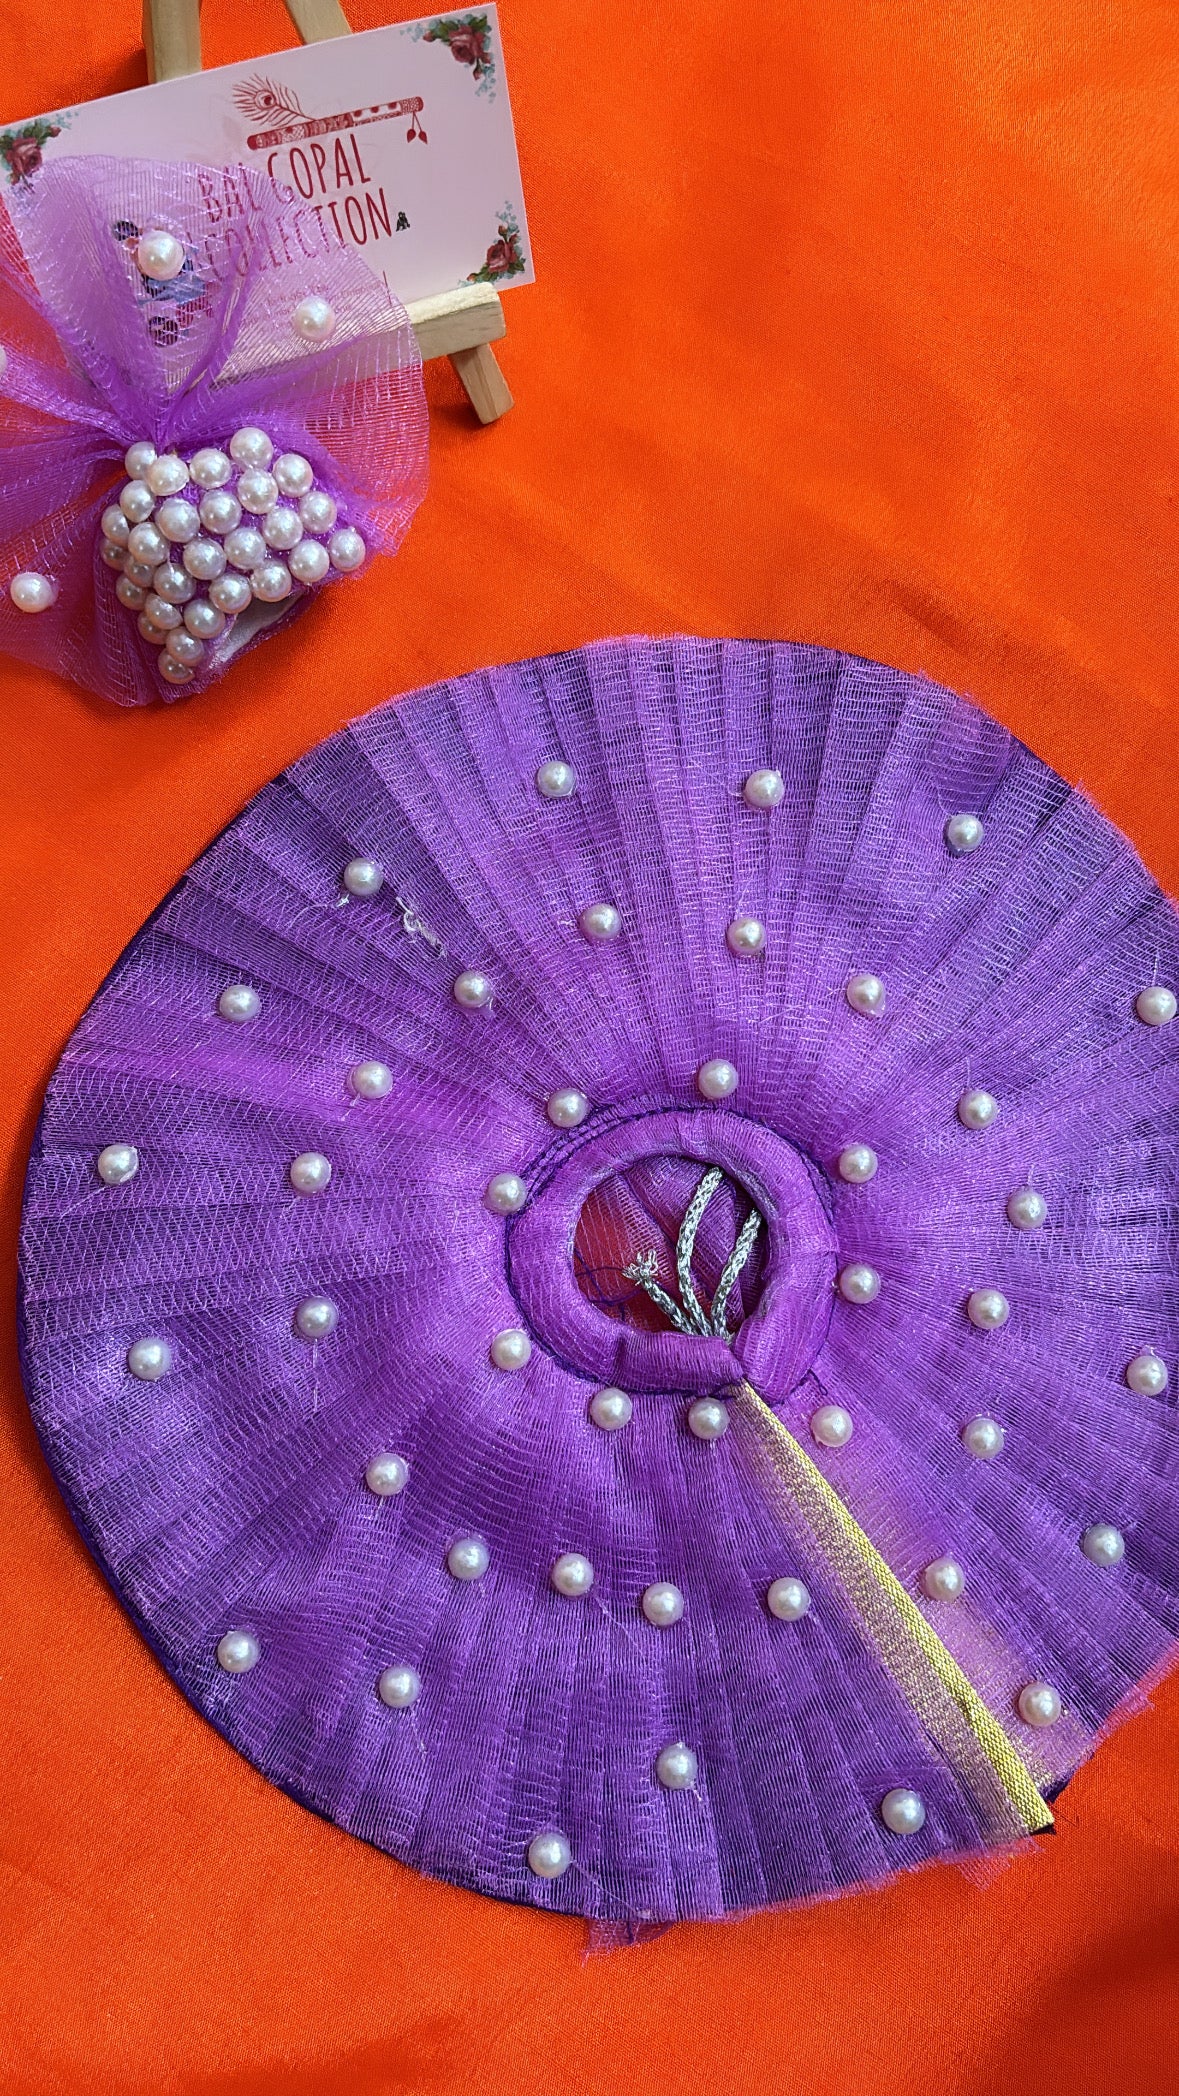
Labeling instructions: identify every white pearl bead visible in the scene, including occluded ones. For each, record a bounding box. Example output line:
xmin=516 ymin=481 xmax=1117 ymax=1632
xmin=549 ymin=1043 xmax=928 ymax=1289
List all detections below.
xmin=328 ymin=526 xmax=367 ymax=572
xmin=156 ymin=498 xmax=200 ymax=544
xmin=490 ymin=1327 xmax=531 ymax=1370
xmin=127 ymin=522 xmax=167 ymax=568
xmin=1005 ymin=1185 xmax=1047 ymax=1230
xmin=143 ymin=594 xmax=181 ymax=630
xmin=961 ymin=1415 xmax=1005 ymax=1459
xmin=551 ymin=1551 xmax=594 ymax=1597
xmin=350 ymin=1059 xmax=393 ymax=1099
xmin=958 ymin=1088 xmax=999 ymax=1130
xmin=152 ymin=557 xmax=188 ymax=607
xmin=527 ymin=1831 xmax=571 ymax=1879
xmin=579 ymin=902 xmax=621 ymax=943
xmin=1017 ymin=1681 xmax=1062 ymax=1728
xmin=966 ymin=1287 xmax=1010 ymax=1330
xmin=218 ymin=981 xmax=261 ymax=1022
xmin=837 ymin=1142 xmax=878 ymax=1184
xmin=134 ymin=535 xmax=175 ymax=587
xmin=655 ymin=1741 xmax=698 ymax=1790
xmin=250 ymin=560 xmax=293 ymax=604
xmin=484 ymin=1172 xmax=527 ymax=1215
xmin=725 ymin=916 xmax=765 ymax=957
xmin=263 ymin=506 xmax=303 ymax=551
xmin=454 ymin=969 xmax=493 ymax=1010
xmin=183 ymin=599 xmax=226 ymax=641
xmin=147 ymin=600 xmax=184 ymax=638
xmin=641 ymin=1581 xmax=685 ymax=1627
xmin=237 ymin=469 xmax=279 ymax=516
xmin=589 ymin=1386 xmax=632 ymax=1429
xmin=1081 ymin=1521 xmax=1125 ymax=1566
xmin=343 ymin=857 xmax=384 ymax=897
xmin=97 ymin=1142 xmax=139 ymax=1185
xmin=230 ymin=427 xmax=274 ymax=469
xmin=1135 ymin=984 xmax=1177 ymax=1027
xmin=1126 ymin=1350 xmax=1169 ymax=1396
xmin=9 ymin=571 xmax=55 ymax=613
xmin=811 ymin=1403 xmax=853 ymax=1448
xmin=288 ymin=538 xmax=330 ymax=586
xmin=144 ymin=453 xmax=189 ymax=498
xmin=289 ymin=1151 xmax=332 ymax=1195
xmin=209 ymin=572 xmax=252 ymax=616
xmin=101 ymin=504 xmax=131 ymax=546
xmin=687 ymin=1396 xmax=729 ymax=1441
xmin=165 ymin=630 xmax=204 ymax=669
xmin=119 ymin=479 xmax=156 ymax=523
xmin=447 ymin=1536 xmax=490 ymax=1581
xmin=124 ymin=558 xmax=159 ymax=589
xmin=299 ymin=489 xmax=338 ymax=534
xmin=159 ymin=656 xmax=194 ymax=686
xmin=365 ymin=1452 xmax=409 ymax=1497
xmin=837 ymin=1262 xmax=881 ymax=1304
xmin=292 ymin=295 xmax=337 ymax=344
xmin=216 ymin=1629 xmax=260 ymax=1674
xmin=152 ymin=562 xmax=194 ymax=605
xmin=742 ymin=768 xmax=785 ymax=809
xmin=115 ymin=577 xmax=147 ymax=610
xmin=921 ymin=1556 xmax=966 ymax=1602
xmin=294 ymin=1295 xmax=338 ymax=1340
xmin=767 ymin=1576 xmax=811 ymax=1621
xmin=199 ymin=490 xmax=242 ymax=536
xmin=273 ymin=453 xmax=315 ymax=498
xmin=845 ymin=972 xmax=886 ymax=1017
xmin=536 ymin=759 xmax=577 ymax=799
xmin=137 ymin=615 xmax=167 ymax=646
xmin=697 ymin=1057 xmax=738 ymax=1100
xmin=945 ymin=812 xmax=984 ymax=855
xmin=183 ymin=538 xmax=227 ymax=582
xmin=136 ymin=229 xmax=185 ymax=281
xmin=546 ymin=1088 xmax=590 ymax=1128
xmin=224 ymin=527 xmax=267 ymax=571
xmin=102 ymin=538 xmax=130 ymax=571
xmin=153 ymin=585 xmax=192 ymax=625
xmin=124 ymin=441 xmax=157 ymax=480
xmin=189 ymin=448 xmax=233 ymax=490
xmin=880 ymin=1787 xmax=926 ymax=1834
xmin=377 ymin=1664 xmax=420 ymax=1708
xmin=127 ymin=1336 xmax=171 ymax=1381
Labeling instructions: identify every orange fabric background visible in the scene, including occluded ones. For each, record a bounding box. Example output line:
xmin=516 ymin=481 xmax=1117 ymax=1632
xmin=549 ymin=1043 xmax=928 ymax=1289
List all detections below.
xmin=2 ymin=1 xmax=1178 ymax=2089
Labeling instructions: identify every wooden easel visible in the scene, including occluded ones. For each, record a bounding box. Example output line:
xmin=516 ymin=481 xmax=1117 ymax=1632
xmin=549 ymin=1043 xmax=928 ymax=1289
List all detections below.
xmin=142 ymin=0 xmax=514 ymax=423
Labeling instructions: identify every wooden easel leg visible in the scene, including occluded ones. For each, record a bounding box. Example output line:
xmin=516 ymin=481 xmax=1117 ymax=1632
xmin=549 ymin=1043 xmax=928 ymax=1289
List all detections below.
xmin=448 ymin=343 xmax=514 ymax=425
xmin=143 ymin=0 xmax=202 ymax=81
xmin=282 ymin=0 xmax=353 ymax=41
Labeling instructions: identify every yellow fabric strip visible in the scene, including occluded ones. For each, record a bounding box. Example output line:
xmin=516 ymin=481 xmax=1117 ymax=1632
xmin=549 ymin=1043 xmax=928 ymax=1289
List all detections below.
xmin=732 ymin=1381 xmax=1053 ymax=1838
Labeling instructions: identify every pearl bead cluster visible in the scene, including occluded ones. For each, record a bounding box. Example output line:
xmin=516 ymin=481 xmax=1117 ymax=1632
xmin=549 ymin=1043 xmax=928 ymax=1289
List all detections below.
xmin=94 ymin=431 xmax=365 ymax=685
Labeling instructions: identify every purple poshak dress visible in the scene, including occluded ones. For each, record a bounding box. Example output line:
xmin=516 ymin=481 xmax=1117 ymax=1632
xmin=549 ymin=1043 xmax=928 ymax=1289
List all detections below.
xmin=18 ymin=638 xmax=1179 ymax=1927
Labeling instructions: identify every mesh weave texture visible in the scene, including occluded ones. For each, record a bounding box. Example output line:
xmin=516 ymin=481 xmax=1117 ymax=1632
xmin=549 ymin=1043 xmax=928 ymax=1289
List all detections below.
xmin=18 ymin=636 xmax=1179 ymax=1923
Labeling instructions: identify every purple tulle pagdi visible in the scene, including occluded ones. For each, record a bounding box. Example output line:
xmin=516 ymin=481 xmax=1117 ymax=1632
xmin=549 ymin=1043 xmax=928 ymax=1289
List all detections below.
xmin=18 ymin=637 xmax=1179 ymax=1924
xmin=0 ymin=157 xmax=426 ymax=703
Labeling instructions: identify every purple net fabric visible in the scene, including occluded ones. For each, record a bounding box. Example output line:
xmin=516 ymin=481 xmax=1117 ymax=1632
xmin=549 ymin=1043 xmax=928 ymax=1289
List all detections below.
xmin=17 ymin=636 xmax=1179 ymax=1925
xmin=0 ymin=157 xmax=426 ymax=704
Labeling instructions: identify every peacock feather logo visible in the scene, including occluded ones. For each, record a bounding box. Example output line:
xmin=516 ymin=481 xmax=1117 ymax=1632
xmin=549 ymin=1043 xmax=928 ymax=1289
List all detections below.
xmin=232 ymin=77 xmax=308 ymax=135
